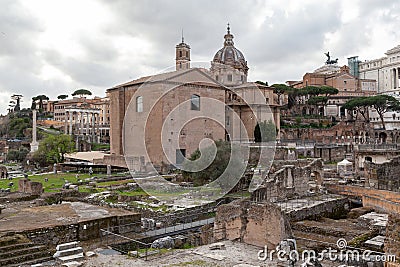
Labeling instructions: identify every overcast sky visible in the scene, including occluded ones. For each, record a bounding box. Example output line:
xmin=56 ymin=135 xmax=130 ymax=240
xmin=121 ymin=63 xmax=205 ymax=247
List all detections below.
xmin=1 ymin=0 xmax=400 ymax=114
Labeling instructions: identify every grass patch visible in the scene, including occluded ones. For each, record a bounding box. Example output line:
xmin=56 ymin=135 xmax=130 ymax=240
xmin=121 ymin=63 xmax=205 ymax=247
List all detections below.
xmin=226 ymin=191 xmax=251 ymax=198
xmin=1 ymin=172 xmax=101 ymax=192
xmin=91 ymin=143 xmax=110 ymax=151
xmin=97 ymin=179 xmax=133 ymax=187
xmin=348 ymin=231 xmax=378 ymax=248
xmin=29 ymin=173 xmax=93 ymax=192
xmin=0 ymin=179 xmax=18 ymax=192
xmin=181 ymin=243 xmax=194 ymax=249
xmin=117 ymin=188 xmax=148 ymax=197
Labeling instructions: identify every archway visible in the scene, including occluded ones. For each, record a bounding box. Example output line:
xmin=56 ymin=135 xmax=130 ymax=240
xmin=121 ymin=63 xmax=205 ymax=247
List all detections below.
xmin=379 ymin=132 xmax=387 ymax=143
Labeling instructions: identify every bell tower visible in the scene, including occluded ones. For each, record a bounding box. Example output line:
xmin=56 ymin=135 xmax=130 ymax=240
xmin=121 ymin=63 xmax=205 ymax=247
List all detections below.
xmin=175 ymin=32 xmax=190 ymax=71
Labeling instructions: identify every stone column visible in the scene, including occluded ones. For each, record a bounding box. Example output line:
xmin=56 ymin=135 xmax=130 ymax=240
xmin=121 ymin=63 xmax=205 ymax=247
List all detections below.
xmin=92 ymin=112 xmax=96 ymax=141
xmin=86 ymin=112 xmax=90 ymax=139
xmin=64 ymin=111 xmax=68 ymax=134
xmin=69 ymin=111 xmax=73 ymax=135
xmin=80 ymin=112 xmax=84 ymax=135
xmin=30 ymin=109 xmax=39 ymax=152
xmin=97 ymin=113 xmax=101 ymax=143
xmin=397 ymin=68 xmax=399 ymax=88
xmin=74 ymin=112 xmax=78 ymax=134
xmin=32 ymin=109 xmax=37 ymax=144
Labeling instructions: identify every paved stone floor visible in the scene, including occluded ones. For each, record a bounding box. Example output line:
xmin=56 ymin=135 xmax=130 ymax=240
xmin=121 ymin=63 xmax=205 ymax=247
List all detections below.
xmin=83 ymin=240 xmax=348 ymax=267
xmin=0 ymin=201 xmax=135 ymax=231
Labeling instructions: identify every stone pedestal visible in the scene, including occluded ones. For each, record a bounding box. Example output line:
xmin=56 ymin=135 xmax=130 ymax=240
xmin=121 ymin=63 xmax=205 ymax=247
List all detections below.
xmin=107 ymin=165 xmax=111 ymax=176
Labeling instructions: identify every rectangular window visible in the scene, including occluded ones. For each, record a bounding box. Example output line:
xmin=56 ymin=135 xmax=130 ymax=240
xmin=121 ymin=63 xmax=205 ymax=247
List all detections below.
xmin=136 ymin=96 xmax=143 ymax=112
xmin=190 ymin=94 xmax=200 ymax=110
xmin=228 ymin=74 xmax=233 ymax=81
xmin=176 ymin=149 xmax=186 ymax=165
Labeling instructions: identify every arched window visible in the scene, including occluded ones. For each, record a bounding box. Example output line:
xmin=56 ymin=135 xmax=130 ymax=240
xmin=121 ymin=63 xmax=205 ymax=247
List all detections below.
xmin=136 ymin=96 xmax=143 ymax=112
xmin=190 ymin=94 xmax=200 ymax=111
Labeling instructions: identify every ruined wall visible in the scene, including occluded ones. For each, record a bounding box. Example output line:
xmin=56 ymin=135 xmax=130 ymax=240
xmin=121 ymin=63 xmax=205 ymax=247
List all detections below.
xmin=251 ymin=159 xmax=323 ymax=202
xmin=280 ymin=121 xmax=354 ymax=143
xmin=214 ymin=199 xmax=292 ymax=249
xmin=327 ymin=185 xmax=400 ymax=214
xmin=286 ymin=197 xmax=349 ymax=222
xmin=364 ymin=156 xmax=400 ymax=192
xmin=314 ymin=145 xmax=348 ymax=162
xmin=18 ymin=179 xmax=43 ymax=195
xmin=385 ymin=214 xmax=400 ymax=264
xmin=14 ymin=213 xmax=141 ymax=246
xmin=281 ymin=122 xmax=400 ymax=145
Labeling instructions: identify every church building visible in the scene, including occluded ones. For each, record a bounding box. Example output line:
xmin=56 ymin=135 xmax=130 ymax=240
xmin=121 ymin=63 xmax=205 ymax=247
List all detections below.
xmin=105 ymin=26 xmax=281 ymax=170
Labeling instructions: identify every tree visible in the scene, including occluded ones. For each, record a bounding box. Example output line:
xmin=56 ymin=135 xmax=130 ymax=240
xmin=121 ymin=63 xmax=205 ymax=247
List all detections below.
xmin=182 ymin=140 xmax=246 ymax=187
xmin=297 ymin=86 xmax=338 ymax=115
xmin=72 ymin=89 xmax=92 ymax=97
xmin=343 ymin=95 xmax=400 ymax=129
xmin=342 ymin=97 xmax=369 ymax=121
xmin=33 ymin=134 xmax=75 ymax=165
xmin=11 ymin=94 xmax=23 ymax=112
xmin=255 ymin=81 xmax=268 ymax=86
xmin=320 ymin=85 xmax=339 ymax=97
xmin=307 ymin=96 xmax=328 ymax=116
xmin=7 ymin=116 xmax=31 ymax=138
xmin=370 ymin=95 xmax=400 ymax=130
xmin=254 ymin=120 xmax=276 ymax=142
xmin=7 ymin=148 xmax=29 ymax=162
xmin=31 ymin=94 xmax=49 ymax=110
xmin=271 ymin=84 xmax=291 ymax=104
xmin=57 ymin=94 xmax=68 ymax=100
xmin=286 ymin=87 xmax=298 ymax=110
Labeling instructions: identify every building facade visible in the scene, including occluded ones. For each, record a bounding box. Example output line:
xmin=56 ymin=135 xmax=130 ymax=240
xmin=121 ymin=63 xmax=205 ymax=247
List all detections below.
xmin=54 ymin=96 xmax=110 ymax=147
xmin=105 ymin=26 xmax=280 ymax=170
xmin=357 ymin=44 xmax=400 ymax=130
xmin=289 ymin=63 xmax=376 ymax=118
xmin=358 ymin=45 xmax=400 ymax=94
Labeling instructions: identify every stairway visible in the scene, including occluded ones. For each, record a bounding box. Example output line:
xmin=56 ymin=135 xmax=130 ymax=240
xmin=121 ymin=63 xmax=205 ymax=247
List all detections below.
xmin=53 ymin=241 xmax=84 ymax=265
xmin=0 ymin=234 xmax=53 ymax=267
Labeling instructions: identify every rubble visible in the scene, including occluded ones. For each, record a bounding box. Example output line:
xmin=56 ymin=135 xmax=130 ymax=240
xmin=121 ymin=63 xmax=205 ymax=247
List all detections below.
xmin=151 ymin=236 xmax=175 ymax=249
xmin=209 ymin=242 xmax=225 ymax=250
xmin=358 ymin=212 xmax=388 ymax=230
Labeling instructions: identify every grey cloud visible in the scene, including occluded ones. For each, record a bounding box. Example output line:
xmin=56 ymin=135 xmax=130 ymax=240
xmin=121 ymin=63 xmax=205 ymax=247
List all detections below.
xmin=1 ymin=0 xmax=400 ymax=113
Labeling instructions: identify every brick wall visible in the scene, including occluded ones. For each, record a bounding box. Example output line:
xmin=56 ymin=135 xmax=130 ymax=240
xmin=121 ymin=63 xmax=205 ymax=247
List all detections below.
xmin=327 ymin=185 xmax=400 ymax=214
xmin=214 ymin=199 xmax=292 ymax=249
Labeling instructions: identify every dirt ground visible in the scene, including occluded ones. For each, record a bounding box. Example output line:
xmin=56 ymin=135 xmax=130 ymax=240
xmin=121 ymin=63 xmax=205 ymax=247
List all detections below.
xmin=82 ymin=240 xmax=346 ymax=267
xmin=0 ymin=200 xmax=135 ymax=232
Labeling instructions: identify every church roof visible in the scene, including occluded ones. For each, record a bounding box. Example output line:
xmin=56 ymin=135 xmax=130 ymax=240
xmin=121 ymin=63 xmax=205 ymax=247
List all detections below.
xmin=212 ymin=25 xmax=248 ymax=74
xmin=107 ymin=68 xmax=224 ymax=91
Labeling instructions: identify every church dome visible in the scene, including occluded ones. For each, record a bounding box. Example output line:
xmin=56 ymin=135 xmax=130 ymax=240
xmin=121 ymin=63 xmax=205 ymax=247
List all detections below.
xmin=212 ymin=25 xmax=248 ymax=74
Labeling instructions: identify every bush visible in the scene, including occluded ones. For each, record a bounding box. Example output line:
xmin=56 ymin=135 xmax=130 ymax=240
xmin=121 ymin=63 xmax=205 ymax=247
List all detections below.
xmin=182 ymin=140 xmax=246 ymax=188
xmin=7 ymin=148 xmax=29 ymax=162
